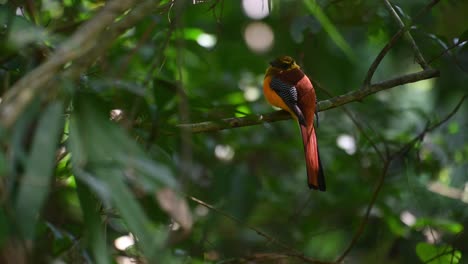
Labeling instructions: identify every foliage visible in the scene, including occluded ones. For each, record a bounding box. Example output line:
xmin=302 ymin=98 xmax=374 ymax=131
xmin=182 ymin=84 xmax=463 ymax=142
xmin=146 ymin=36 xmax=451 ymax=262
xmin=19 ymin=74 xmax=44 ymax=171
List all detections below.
xmin=0 ymin=0 xmax=467 ymax=263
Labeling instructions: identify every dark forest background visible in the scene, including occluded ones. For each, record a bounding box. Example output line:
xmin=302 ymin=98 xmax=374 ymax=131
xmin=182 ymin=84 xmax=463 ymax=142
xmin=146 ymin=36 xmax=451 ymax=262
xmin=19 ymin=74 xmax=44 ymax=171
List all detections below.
xmin=0 ymin=0 xmax=467 ymax=263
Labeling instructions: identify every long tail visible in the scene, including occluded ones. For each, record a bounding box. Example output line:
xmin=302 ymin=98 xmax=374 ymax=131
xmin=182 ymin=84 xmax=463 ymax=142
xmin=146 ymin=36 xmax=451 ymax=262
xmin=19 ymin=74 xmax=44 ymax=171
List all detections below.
xmin=300 ymin=124 xmax=325 ymax=191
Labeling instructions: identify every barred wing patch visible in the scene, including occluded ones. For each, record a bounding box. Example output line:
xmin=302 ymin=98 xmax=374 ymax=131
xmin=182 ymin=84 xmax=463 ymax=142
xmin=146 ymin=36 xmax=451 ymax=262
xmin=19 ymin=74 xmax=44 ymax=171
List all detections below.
xmin=270 ymin=77 xmax=306 ymax=126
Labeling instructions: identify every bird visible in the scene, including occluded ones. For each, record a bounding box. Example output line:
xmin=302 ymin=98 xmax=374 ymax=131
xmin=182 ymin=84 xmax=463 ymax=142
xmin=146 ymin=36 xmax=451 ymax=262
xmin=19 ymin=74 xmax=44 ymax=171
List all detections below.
xmin=263 ymin=55 xmax=325 ymax=191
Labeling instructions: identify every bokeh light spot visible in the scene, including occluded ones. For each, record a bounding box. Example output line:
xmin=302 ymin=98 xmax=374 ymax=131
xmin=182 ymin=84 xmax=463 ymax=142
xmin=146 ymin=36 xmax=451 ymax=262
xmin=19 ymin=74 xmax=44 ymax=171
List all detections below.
xmin=214 ymin=145 xmax=235 ymax=161
xmin=244 ymin=22 xmax=274 ymax=54
xmin=244 ymin=85 xmax=261 ymax=102
xmin=400 ymin=210 xmax=416 ymax=226
xmin=336 ymin=134 xmax=356 ymax=155
xmin=242 ymin=0 xmax=270 ymax=20
xmin=197 ymin=33 xmax=217 ymax=49
xmin=114 ymin=234 xmax=135 ymax=251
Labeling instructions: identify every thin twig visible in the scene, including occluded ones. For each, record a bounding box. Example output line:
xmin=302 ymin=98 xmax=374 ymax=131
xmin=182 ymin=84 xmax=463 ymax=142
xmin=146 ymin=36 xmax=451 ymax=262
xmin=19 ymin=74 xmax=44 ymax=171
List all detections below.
xmin=427 ymin=42 xmax=463 ymax=64
xmin=335 ymin=160 xmax=390 ymax=263
xmin=177 ymin=69 xmax=439 ymax=133
xmin=383 ymin=0 xmax=428 ymax=69
xmin=423 ymin=247 xmax=457 ymax=264
xmin=395 ymin=95 xmax=467 ymax=157
xmin=362 ymin=28 xmax=405 ymax=87
xmin=187 ymin=196 xmax=332 ymax=264
xmin=314 ymin=81 xmax=386 ymax=161
xmin=413 ymin=0 xmax=441 ymax=21
xmin=363 ymin=0 xmax=441 ymax=86
xmin=187 ymin=196 xmax=301 ymax=254
xmin=336 ymin=96 xmax=466 ymax=262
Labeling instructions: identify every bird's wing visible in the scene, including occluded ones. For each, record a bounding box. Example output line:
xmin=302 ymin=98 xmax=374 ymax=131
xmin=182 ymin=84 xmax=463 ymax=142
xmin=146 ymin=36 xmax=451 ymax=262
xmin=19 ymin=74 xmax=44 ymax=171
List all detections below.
xmin=270 ymin=77 xmax=306 ymax=126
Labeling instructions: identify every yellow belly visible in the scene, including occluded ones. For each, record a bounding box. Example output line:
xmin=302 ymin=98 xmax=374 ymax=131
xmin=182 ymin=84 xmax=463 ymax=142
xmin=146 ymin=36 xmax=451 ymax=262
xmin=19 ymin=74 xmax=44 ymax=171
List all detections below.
xmin=263 ymin=76 xmax=295 ymax=117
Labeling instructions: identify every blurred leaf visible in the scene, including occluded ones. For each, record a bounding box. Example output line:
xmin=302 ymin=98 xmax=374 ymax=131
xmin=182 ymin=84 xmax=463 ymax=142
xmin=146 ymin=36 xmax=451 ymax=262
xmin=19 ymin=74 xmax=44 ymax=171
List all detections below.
xmin=153 ymin=77 xmax=178 ymax=112
xmin=448 ymin=121 xmax=459 ymax=134
xmin=413 ymin=218 xmax=464 ymax=234
xmin=0 ymin=7 xmax=48 ymax=49
xmin=290 ymin=15 xmax=321 ymax=43
xmin=385 ymin=214 xmax=407 ymax=237
xmin=14 ymin=101 xmax=64 ymax=239
xmin=75 ymin=179 xmax=110 ymax=264
xmin=434 ymin=1 xmax=468 ymax=40
xmin=303 ymin=0 xmax=357 ymax=63
xmin=156 ymin=188 xmax=193 ymax=233
xmin=459 ymin=29 xmax=468 ymax=43
xmin=121 ymin=156 xmax=178 ymax=191
xmin=89 ymin=79 xmax=146 ymax=96
xmin=182 ymin=28 xmax=204 ymax=41
xmin=416 ymin=242 xmax=461 ymax=264
xmin=69 ymin=95 xmax=174 ymax=259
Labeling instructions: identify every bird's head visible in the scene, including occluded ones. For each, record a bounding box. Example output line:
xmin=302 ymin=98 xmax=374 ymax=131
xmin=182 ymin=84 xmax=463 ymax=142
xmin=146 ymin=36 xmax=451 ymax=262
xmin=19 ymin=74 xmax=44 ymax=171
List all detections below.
xmin=266 ymin=56 xmax=300 ymax=76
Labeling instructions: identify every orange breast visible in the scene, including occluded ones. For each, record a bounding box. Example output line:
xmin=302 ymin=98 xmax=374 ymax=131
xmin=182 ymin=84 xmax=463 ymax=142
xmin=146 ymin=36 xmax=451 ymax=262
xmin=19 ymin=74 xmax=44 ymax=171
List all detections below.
xmin=263 ymin=76 xmax=295 ymax=116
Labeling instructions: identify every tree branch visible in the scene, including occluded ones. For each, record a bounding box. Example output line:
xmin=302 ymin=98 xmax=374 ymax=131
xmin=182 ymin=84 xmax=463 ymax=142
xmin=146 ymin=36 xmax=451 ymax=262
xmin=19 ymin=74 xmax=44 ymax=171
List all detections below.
xmin=177 ymin=69 xmax=439 ymax=133
xmin=0 ymin=0 xmax=163 ymax=128
xmin=336 ymin=95 xmax=466 ymax=263
xmin=335 ymin=160 xmax=390 ymax=263
xmin=363 ymin=0 xmax=440 ymax=86
xmin=188 ymin=195 xmax=332 ymax=264
xmin=383 ymin=0 xmax=428 ymax=69
xmin=64 ymin=0 xmax=164 ymax=80
xmin=0 ymin=0 xmax=137 ymax=127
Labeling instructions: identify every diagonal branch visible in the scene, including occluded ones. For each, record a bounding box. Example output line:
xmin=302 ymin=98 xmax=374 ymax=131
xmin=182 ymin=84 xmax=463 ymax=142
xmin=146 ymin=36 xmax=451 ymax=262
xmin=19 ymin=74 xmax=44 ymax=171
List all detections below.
xmin=188 ymin=195 xmax=333 ymax=264
xmin=335 ymin=95 xmax=466 ymax=263
xmin=383 ymin=0 xmax=428 ymax=69
xmin=0 ymin=0 xmax=166 ymax=128
xmin=0 ymin=0 xmax=140 ymax=127
xmin=177 ymin=69 xmax=439 ymax=133
xmin=335 ymin=160 xmax=390 ymax=263
xmin=363 ymin=0 xmax=440 ymax=86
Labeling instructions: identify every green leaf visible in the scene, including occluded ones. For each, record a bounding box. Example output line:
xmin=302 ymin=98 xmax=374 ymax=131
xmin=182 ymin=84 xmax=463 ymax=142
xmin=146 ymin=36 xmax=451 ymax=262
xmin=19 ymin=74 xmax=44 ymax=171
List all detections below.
xmin=75 ymin=179 xmax=110 ymax=264
xmin=182 ymin=28 xmax=204 ymax=41
xmin=0 ymin=7 xmax=48 ymax=49
xmin=68 ymin=95 xmax=174 ymax=259
xmin=416 ymin=242 xmax=461 ymax=264
xmin=14 ymin=101 xmax=64 ymax=239
xmin=448 ymin=121 xmax=459 ymax=134
xmin=413 ymin=218 xmax=464 ymax=234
